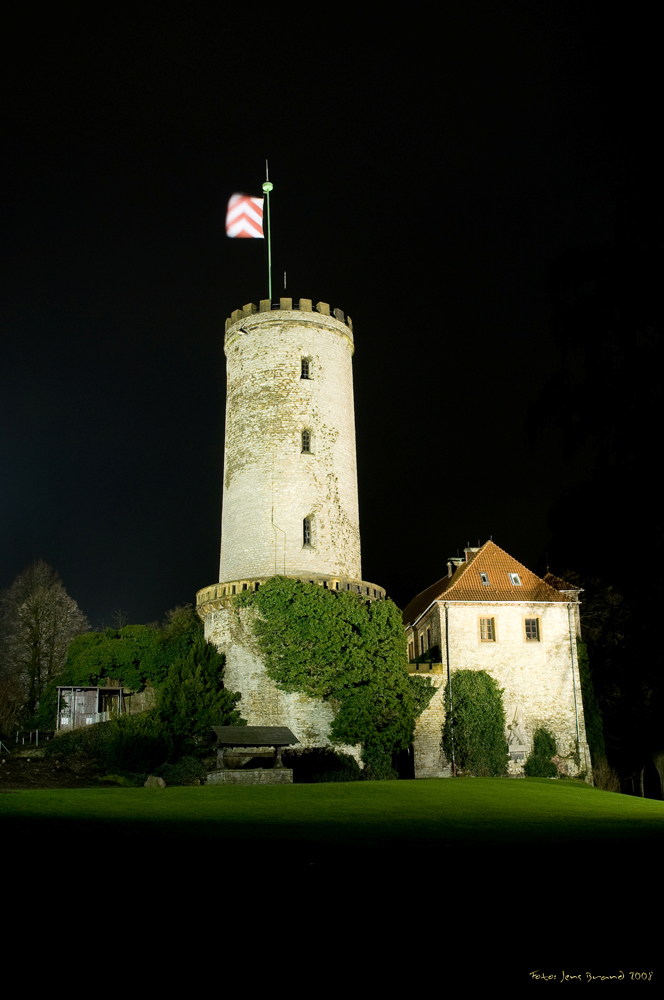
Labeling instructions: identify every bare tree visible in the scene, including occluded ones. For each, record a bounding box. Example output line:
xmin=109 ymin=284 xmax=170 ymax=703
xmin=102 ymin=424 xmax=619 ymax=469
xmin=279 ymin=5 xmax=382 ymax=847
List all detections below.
xmin=0 ymin=561 xmax=89 ymax=728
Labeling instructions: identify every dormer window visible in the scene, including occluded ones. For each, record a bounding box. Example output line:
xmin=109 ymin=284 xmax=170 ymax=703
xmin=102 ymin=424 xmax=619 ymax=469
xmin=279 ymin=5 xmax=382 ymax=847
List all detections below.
xmin=480 ymin=572 xmax=490 ymax=585
xmin=509 ymin=573 xmax=521 ymax=586
xmin=301 ymin=358 xmax=311 ymax=379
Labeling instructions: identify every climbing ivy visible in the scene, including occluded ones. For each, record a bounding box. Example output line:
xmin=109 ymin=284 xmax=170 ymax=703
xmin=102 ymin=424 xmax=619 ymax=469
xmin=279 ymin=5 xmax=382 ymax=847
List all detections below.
xmin=234 ymin=577 xmax=430 ymax=771
xmin=441 ymin=669 xmax=509 ymax=776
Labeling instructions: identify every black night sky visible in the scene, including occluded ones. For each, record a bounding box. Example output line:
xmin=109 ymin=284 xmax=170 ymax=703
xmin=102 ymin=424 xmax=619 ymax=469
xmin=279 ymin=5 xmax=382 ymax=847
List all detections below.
xmin=1 ymin=4 xmax=658 ymax=628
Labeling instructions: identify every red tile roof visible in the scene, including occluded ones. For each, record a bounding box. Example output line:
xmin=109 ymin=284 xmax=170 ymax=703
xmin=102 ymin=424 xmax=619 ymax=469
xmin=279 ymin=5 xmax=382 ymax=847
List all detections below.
xmin=402 ymin=540 xmax=568 ymax=626
xmin=543 ymin=572 xmax=580 ymax=592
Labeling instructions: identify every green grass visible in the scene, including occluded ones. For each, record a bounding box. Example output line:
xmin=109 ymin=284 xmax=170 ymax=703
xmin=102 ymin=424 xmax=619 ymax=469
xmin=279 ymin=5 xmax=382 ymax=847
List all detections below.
xmin=7 ymin=777 xmax=660 ymax=966
xmin=2 ymin=777 xmax=663 ymax=851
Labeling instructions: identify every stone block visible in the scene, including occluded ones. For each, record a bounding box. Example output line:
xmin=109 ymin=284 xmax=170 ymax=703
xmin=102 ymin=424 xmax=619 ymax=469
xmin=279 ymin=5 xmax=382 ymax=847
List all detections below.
xmin=205 ymin=768 xmax=293 ymax=785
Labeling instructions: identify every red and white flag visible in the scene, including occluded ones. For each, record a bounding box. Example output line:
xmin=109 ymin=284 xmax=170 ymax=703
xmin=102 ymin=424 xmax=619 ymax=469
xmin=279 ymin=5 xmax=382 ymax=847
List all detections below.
xmin=226 ymin=193 xmax=264 ymax=238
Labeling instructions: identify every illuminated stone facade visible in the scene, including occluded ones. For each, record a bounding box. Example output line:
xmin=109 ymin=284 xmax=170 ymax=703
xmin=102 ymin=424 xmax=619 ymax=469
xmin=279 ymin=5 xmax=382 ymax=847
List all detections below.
xmin=403 ymin=542 xmax=592 ymax=780
xmin=198 ymin=299 xmax=384 ymax=759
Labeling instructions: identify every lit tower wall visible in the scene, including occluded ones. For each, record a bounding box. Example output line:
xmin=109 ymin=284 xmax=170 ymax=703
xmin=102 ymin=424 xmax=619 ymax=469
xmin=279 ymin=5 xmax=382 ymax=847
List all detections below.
xmin=196 ymin=298 xmax=384 ymax=753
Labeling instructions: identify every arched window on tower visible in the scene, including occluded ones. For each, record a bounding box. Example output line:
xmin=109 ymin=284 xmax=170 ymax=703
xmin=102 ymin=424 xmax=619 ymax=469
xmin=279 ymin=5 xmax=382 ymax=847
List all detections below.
xmin=301 ymin=357 xmax=311 ymax=379
xmin=303 ymin=517 xmax=312 ymax=546
xmin=301 ymin=429 xmax=311 ymax=453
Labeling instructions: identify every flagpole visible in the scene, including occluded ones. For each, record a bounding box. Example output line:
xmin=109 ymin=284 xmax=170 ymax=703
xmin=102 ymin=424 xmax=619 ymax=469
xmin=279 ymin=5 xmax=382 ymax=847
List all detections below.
xmin=262 ymin=161 xmax=273 ymax=301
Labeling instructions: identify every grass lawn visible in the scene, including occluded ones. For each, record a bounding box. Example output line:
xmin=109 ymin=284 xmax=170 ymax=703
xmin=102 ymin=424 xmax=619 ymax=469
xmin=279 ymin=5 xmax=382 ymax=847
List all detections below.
xmin=4 ymin=778 xmax=660 ymax=971
xmin=2 ymin=777 xmax=662 ymax=851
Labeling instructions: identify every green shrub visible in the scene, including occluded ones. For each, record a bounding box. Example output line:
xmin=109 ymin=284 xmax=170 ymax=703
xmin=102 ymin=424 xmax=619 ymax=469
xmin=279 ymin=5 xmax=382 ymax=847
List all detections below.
xmin=312 ymin=752 xmax=362 ymax=783
xmin=442 ymin=670 xmax=509 ymax=776
xmin=524 ymin=727 xmax=558 ymax=777
xmin=155 ymin=754 xmax=207 ymax=785
xmin=361 ymin=744 xmax=398 ymax=781
xmin=234 ymin=577 xmax=423 ymax=775
xmin=104 ymin=712 xmax=173 ymax=773
xmin=45 ymin=710 xmax=172 ymax=773
xmin=285 ymin=749 xmax=362 ymax=783
xmin=38 ymin=605 xmax=205 ymax=730
xmin=156 ymin=636 xmax=244 ymax=744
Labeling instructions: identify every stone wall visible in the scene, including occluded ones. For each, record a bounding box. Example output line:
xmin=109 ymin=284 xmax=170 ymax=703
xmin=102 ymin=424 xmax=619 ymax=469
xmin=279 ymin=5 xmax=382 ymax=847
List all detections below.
xmin=206 ymin=768 xmax=293 ymax=785
xmin=205 ymin=606 xmax=363 ymax=766
xmin=219 ymin=303 xmax=361 ymax=585
xmin=408 ymin=665 xmax=451 ymax=778
xmin=407 ymin=601 xmax=591 ymax=780
xmin=121 ymin=683 xmax=157 ymax=715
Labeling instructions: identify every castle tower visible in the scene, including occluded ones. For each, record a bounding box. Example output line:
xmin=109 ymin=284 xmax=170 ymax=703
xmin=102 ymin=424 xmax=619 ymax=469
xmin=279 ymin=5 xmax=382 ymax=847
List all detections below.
xmin=197 ymin=298 xmax=384 ymax=753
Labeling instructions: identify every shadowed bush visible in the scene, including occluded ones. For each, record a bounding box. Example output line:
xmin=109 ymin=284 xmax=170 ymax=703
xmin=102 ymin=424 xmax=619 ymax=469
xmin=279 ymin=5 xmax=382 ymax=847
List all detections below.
xmin=284 ymin=748 xmax=362 ymax=783
xmin=45 ymin=711 xmax=172 ymax=773
xmin=524 ymin=727 xmax=558 ymax=778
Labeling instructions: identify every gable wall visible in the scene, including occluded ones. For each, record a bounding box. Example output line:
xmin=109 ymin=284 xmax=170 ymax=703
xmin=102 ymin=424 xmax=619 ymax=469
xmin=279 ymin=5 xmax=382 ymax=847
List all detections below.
xmin=407 ymin=601 xmax=591 ymax=779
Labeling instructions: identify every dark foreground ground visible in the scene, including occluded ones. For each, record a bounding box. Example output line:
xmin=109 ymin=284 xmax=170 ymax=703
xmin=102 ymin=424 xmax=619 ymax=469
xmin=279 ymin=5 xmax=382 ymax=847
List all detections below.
xmin=2 ymin=772 xmax=660 ymax=981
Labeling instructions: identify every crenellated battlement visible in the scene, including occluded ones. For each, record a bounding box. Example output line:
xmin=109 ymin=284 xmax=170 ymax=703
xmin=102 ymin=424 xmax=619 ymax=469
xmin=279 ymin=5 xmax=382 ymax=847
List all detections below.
xmin=197 ymin=575 xmax=387 ymax=617
xmin=224 ymin=299 xmax=353 ymax=335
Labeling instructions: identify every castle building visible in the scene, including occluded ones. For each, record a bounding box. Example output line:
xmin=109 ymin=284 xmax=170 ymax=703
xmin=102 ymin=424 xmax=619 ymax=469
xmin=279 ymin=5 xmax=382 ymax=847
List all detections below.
xmin=196 ymin=298 xmax=384 ymax=757
xmin=402 ymin=540 xmax=592 ymax=779
xmin=196 ymin=297 xmax=591 ymax=779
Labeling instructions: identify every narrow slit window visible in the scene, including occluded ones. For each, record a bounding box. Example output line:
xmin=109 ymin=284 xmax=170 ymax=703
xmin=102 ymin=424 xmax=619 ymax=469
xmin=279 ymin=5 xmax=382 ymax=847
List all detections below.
xmin=302 ymin=429 xmax=311 ymax=452
xmin=301 ymin=358 xmax=310 ymax=379
xmin=303 ymin=517 xmax=312 ymax=546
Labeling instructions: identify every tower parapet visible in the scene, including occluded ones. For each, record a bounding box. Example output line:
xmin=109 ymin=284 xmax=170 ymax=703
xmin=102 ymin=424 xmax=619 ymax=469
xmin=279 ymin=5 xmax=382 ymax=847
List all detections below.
xmin=197 ymin=574 xmax=386 ymax=618
xmin=225 ymin=299 xmax=353 ymax=337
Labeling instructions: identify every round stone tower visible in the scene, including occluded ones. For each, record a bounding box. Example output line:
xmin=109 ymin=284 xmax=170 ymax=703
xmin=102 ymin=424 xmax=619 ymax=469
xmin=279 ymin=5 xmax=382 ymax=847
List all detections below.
xmin=220 ymin=298 xmax=361 ymax=584
xmin=197 ymin=297 xmax=384 ymax=754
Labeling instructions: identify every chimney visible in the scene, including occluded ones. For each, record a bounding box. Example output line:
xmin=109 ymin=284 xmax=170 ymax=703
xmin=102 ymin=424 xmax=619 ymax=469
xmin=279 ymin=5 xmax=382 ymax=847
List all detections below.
xmin=464 ymin=546 xmax=480 ymax=562
xmin=448 ymin=557 xmax=464 ymax=577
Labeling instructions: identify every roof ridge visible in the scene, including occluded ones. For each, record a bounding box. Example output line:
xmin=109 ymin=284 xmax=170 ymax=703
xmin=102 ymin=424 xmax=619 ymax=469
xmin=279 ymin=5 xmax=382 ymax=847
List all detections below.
xmin=402 ymin=540 xmax=570 ymax=625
